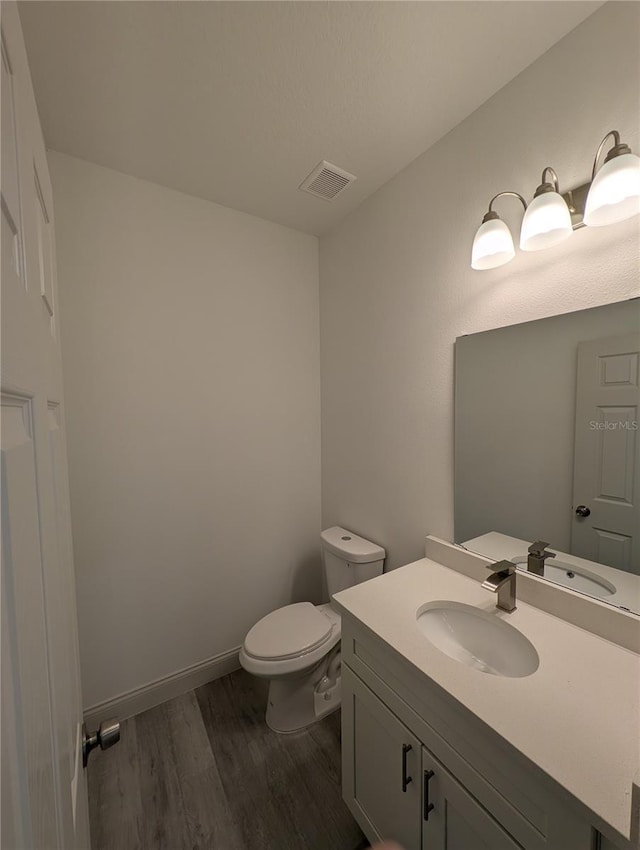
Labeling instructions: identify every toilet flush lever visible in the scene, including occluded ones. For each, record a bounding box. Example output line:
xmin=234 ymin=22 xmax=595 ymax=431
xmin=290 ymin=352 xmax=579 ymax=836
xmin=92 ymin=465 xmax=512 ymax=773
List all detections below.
xmin=82 ymin=718 xmax=120 ymax=767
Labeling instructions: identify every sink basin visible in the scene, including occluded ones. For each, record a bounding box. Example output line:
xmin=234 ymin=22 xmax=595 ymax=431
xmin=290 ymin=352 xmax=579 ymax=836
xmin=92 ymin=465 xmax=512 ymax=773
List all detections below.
xmin=510 ymin=557 xmax=616 ymax=598
xmin=416 ymin=601 xmax=539 ymax=678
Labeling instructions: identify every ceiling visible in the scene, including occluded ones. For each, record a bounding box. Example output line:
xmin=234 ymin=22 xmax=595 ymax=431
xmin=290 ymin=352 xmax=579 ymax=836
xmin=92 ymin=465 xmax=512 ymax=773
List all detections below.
xmin=19 ymin=1 xmax=602 ymax=236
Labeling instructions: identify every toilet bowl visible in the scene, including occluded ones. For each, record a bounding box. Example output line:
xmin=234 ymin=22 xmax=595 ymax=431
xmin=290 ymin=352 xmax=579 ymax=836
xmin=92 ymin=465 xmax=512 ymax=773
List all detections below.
xmin=240 ymin=602 xmax=341 ymax=732
xmin=239 ymin=527 xmax=385 ymax=733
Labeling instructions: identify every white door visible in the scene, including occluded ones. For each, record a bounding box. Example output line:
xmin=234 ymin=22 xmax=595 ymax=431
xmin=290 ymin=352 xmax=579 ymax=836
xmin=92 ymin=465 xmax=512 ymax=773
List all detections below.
xmin=571 ymin=332 xmax=640 ymax=575
xmin=1 ymin=4 xmax=90 ymax=848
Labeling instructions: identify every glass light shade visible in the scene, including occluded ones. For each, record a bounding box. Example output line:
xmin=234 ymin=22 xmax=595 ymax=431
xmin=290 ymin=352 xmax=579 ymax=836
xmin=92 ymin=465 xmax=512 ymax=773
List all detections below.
xmin=471 ymin=218 xmax=515 ymax=270
xmin=584 ymin=152 xmax=640 ymax=227
xmin=519 ymin=191 xmax=573 ymax=252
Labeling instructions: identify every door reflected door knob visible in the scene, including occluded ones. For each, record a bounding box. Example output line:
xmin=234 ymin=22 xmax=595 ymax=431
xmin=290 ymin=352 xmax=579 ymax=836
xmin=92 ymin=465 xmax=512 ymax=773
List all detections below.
xmin=82 ymin=718 xmax=120 ymax=767
xmin=575 ymin=505 xmax=591 ymax=517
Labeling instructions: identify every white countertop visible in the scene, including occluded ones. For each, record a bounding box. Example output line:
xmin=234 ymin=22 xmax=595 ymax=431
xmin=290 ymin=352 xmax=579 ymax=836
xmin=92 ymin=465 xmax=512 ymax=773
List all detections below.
xmin=333 ymin=556 xmax=640 ymax=842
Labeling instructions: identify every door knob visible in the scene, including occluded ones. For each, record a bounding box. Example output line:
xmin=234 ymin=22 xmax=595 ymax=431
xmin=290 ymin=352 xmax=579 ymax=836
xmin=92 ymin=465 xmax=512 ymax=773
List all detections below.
xmin=82 ymin=718 xmax=120 ymax=767
xmin=575 ymin=505 xmax=591 ymax=517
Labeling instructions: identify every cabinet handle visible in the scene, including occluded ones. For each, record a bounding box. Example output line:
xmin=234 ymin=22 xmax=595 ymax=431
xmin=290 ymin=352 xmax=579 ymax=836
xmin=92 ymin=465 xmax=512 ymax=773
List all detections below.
xmin=401 ymin=744 xmax=412 ymax=792
xmin=423 ymin=769 xmax=435 ymax=820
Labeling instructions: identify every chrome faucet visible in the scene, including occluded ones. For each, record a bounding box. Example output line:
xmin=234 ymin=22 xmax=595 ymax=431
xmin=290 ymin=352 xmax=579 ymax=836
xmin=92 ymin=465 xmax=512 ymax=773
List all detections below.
xmin=527 ymin=541 xmax=556 ymax=576
xmin=482 ymin=560 xmax=517 ymax=612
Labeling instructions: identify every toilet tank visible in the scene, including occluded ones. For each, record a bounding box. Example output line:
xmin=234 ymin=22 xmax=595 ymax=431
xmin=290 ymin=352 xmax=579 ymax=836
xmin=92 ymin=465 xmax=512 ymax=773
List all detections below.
xmin=321 ymin=526 xmax=385 ymax=598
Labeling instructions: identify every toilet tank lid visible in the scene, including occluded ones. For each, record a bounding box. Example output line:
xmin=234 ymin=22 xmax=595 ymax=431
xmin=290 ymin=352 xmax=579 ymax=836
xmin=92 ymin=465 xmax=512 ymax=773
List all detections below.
xmin=321 ymin=526 xmax=385 ymax=563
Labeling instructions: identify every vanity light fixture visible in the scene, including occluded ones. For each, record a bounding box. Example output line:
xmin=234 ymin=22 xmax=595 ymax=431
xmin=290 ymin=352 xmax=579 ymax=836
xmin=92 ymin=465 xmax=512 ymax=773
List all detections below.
xmin=471 ymin=129 xmax=640 ymax=270
xmin=471 ymin=191 xmax=527 ymax=270
xmin=584 ymin=130 xmax=640 ymax=227
xmin=519 ymin=167 xmax=573 ymax=252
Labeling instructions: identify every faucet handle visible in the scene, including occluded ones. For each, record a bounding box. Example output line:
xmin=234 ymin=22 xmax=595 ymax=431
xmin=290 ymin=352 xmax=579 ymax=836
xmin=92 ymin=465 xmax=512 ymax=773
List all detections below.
xmin=528 ymin=540 xmax=555 ymax=558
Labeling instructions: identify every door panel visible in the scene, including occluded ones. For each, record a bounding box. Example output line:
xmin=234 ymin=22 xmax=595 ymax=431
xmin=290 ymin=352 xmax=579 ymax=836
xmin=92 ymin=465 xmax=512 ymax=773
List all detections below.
xmin=1 ymin=393 xmax=60 ymax=847
xmin=572 ymin=333 xmax=640 ymax=574
xmin=421 ymin=748 xmax=520 ymax=850
xmin=1 ymin=29 xmax=25 ymax=291
xmin=46 ymin=398 xmax=86 ymax=839
xmin=34 ymin=164 xmax=55 ymax=324
xmin=342 ymin=666 xmax=422 ymax=850
xmin=1 ymin=4 xmax=89 ymax=847
xmin=442 ymin=801 xmax=493 ymax=850
xmin=2 ymin=558 xmax=30 ymax=850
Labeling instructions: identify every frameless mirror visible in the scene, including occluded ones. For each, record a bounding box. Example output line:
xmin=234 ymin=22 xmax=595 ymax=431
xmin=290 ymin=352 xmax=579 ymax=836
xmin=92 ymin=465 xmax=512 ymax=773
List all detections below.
xmin=454 ymin=298 xmax=640 ymax=615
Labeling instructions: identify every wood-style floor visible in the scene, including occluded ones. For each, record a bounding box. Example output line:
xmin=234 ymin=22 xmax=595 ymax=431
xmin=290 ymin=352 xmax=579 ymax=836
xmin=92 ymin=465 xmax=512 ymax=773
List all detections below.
xmin=88 ymin=669 xmax=367 ymax=850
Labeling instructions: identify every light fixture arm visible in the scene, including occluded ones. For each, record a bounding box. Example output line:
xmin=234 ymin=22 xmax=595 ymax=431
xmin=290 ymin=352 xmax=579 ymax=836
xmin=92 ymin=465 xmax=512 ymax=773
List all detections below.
xmin=482 ymin=191 xmax=527 ymax=223
xmin=540 ymin=166 xmax=559 ymax=191
xmin=591 ymin=130 xmax=631 ymax=179
xmin=487 ymin=191 xmax=527 ymax=212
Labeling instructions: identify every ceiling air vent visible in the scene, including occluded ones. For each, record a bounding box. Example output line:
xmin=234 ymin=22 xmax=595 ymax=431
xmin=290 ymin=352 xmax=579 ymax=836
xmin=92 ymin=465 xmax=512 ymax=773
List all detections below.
xmin=299 ymin=160 xmax=356 ymax=201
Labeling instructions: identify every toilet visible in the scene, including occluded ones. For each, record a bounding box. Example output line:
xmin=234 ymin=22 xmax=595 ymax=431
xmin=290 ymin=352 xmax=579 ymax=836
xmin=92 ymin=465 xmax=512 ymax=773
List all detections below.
xmin=239 ymin=526 xmax=385 ymax=733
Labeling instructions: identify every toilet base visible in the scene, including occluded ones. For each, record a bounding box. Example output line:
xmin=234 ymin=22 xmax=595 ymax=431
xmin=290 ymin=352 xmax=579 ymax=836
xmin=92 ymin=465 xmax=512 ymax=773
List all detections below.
xmin=266 ymin=667 xmax=342 ymax=733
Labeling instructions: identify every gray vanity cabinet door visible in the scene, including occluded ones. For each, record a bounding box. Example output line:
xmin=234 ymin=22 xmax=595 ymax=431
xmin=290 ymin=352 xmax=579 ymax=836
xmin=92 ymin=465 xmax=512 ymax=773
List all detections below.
xmin=421 ymin=747 xmax=520 ymax=850
xmin=598 ymin=836 xmax=625 ymax=850
xmin=342 ymin=666 xmax=422 ymax=850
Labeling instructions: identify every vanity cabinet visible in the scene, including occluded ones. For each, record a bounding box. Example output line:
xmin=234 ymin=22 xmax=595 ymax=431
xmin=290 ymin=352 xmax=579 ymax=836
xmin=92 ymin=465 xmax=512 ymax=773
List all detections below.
xmin=598 ymin=838 xmax=629 ymax=850
xmin=421 ymin=746 xmax=521 ymax=850
xmin=340 ymin=616 xmax=605 ymax=850
xmin=345 ymin=664 xmax=422 ymax=849
xmin=344 ymin=666 xmax=520 ymax=850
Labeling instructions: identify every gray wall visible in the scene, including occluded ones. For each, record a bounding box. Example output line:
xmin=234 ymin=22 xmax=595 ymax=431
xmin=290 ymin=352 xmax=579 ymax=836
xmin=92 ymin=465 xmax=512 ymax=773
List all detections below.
xmin=51 ymin=153 xmax=321 ymax=710
xmin=454 ymin=300 xmax=639 ymax=550
xmin=320 ymin=4 xmax=640 ymax=571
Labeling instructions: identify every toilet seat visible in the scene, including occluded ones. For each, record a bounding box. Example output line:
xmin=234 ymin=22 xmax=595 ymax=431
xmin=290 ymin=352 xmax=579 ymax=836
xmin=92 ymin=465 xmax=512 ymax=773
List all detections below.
xmin=240 ymin=603 xmax=341 ymax=678
xmin=243 ymin=602 xmax=334 ymax=661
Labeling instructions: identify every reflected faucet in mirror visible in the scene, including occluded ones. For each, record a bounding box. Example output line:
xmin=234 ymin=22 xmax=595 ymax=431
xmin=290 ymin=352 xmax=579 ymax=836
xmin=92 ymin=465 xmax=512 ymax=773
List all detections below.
xmin=527 ymin=541 xmax=556 ymax=576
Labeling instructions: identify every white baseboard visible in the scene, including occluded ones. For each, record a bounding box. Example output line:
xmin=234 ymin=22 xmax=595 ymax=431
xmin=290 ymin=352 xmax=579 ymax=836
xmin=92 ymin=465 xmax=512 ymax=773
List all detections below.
xmin=83 ymin=646 xmax=241 ymax=728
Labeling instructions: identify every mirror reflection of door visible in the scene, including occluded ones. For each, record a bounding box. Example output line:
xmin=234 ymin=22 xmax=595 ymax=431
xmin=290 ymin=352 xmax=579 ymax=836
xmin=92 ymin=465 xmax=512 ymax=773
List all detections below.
xmin=572 ymin=334 xmax=640 ymax=575
xmin=453 ymin=299 xmax=640 ymax=614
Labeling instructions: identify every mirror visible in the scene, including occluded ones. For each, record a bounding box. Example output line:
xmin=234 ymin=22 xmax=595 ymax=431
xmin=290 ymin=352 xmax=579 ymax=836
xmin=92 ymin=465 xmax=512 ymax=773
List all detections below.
xmin=454 ymin=298 xmax=640 ymax=615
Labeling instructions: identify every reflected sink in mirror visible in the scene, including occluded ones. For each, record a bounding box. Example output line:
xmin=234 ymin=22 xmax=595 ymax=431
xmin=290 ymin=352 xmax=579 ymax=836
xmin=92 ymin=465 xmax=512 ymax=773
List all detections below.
xmin=416 ymin=601 xmax=539 ymax=678
xmin=510 ymin=557 xmax=616 ymax=598
xmin=462 ymin=532 xmax=640 ymax=614
xmin=454 ymin=298 xmax=640 ymax=617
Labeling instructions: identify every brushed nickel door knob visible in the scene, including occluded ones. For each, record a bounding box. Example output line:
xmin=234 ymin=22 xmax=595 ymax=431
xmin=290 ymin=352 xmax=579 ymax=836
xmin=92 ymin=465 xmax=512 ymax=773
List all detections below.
xmin=82 ymin=718 xmax=120 ymax=767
